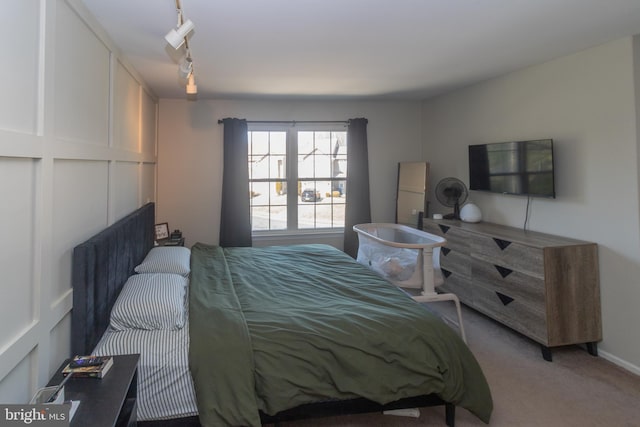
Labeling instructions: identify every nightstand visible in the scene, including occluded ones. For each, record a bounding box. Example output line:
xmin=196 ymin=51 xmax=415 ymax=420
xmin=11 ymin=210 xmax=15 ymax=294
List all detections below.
xmin=47 ymin=354 xmax=139 ymax=427
xmin=157 ymin=237 xmax=185 ymax=246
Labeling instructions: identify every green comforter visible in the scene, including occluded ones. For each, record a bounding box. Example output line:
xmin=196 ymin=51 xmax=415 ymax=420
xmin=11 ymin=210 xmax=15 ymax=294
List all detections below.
xmin=189 ymin=243 xmax=492 ymax=427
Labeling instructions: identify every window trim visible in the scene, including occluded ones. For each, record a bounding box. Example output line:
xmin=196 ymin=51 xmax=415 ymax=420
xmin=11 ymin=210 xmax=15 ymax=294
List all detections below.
xmin=248 ymin=124 xmax=348 ymax=234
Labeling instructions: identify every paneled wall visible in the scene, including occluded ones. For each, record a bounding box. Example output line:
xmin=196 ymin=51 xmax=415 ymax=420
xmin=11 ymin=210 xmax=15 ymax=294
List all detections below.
xmin=0 ymin=0 xmax=157 ymax=402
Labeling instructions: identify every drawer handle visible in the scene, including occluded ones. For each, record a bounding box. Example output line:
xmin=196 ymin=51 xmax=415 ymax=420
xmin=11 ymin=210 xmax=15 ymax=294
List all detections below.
xmin=493 ymin=238 xmax=512 ymax=250
xmin=496 ymin=291 xmax=514 ymax=306
xmin=441 ymin=268 xmax=452 ymax=278
xmin=494 ymin=265 xmax=513 ymax=278
xmin=441 ymin=247 xmax=451 ymax=256
xmin=438 ymin=225 xmax=450 ymax=234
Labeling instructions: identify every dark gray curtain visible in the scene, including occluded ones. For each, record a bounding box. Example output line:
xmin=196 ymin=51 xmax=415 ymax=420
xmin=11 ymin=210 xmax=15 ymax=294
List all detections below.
xmin=343 ymin=118 xmax=371 ymax=258
xmin=220 ymin=118 xmax=252 ymax=247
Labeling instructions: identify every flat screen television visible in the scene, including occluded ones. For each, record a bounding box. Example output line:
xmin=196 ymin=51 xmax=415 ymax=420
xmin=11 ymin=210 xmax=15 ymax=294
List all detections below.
xmin=468 ymin=139 xmax=555 ymax=198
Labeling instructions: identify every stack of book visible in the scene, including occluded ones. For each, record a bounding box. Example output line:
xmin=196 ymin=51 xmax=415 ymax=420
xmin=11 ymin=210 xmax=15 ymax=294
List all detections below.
xmin=162 ymin=229 xmax=183 ymax=246
xmin=62 ymin=355 xmax=114 ymax=379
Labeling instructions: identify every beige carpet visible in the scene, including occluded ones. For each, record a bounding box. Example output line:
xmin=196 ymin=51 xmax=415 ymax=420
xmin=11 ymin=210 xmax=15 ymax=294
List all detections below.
xmin=268 ymin=302 xmax=640 ymax=427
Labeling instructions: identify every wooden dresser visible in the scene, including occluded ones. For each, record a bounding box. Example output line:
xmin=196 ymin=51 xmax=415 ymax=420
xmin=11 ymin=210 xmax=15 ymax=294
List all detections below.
xmin=423 ymin=218 xmax=601 ymax=361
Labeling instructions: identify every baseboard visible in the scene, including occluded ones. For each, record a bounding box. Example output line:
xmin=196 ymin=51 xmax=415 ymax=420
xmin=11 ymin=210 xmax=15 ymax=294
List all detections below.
xmin=598 ymin=349 xmax=640 ymax=376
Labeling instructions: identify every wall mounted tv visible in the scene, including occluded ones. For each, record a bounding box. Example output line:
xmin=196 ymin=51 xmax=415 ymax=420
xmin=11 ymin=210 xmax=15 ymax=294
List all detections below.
xmin=468 ymin=139 xmax=555 ymax=198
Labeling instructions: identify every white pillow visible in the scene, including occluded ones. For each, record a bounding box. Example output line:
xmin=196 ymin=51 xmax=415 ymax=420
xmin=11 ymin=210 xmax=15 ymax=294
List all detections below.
xmin=110 ymin=273 xmax=188 ymax=331
xmin=135 ymin=246 xmax=191 ymax=276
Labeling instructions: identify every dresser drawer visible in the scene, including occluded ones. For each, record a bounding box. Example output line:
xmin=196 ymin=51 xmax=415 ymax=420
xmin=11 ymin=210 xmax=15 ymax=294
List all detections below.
xmin=437 ymin=269 xmax=473 ymax=304
xmin=439 ymin=247 xmax=472 ymax=277
xmin=425 ymin=222 xmax=471 ymax=255
xmin=422 ymin=221 xmax=444 ymax=237
xmin=471 ymin=258 xmax=545 ymax=309
xmin=473 ymin=283 xmax=547 ymax=344
xmin=469 ymin=233 xmax=544 ymax=278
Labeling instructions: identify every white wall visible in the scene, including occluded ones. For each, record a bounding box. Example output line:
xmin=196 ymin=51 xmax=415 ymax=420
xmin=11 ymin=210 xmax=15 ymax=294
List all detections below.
xmin=422 ymin=37 xmax=640 ymax=373
xmin=0 ymin=0 xmax=157 ymax=402
xmin=157 ymin=99 xmax=423 ymax=248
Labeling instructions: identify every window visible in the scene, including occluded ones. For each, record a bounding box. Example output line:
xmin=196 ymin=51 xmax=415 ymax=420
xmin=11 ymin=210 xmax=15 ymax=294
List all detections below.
xmin=248 ymin=126 xmax=347 ymax=232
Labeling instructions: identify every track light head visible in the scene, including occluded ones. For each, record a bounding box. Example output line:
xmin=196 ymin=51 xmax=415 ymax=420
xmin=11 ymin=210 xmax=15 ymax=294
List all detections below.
xmin=186 ymin=74 xmax=197 ymax=95
xmin=178 ymin=57 xmax=193 ymax=78
xmin=165 ymin=19 xmax=195 ymax=49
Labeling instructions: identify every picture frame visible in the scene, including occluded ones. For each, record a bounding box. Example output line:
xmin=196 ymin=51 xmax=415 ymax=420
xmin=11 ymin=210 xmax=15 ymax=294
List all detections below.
xmin=154 ymin=223 xmax=169 ymax=240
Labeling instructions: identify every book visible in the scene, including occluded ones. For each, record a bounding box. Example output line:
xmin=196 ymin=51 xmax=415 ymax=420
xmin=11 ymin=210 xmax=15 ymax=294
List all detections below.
xmin=62 ymin=356 xmax=114 ymax=379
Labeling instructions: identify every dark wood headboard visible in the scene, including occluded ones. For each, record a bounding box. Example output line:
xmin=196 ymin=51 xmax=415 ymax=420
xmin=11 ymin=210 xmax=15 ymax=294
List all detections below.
xmin=71 ymin=203 xmax=155 ymax=356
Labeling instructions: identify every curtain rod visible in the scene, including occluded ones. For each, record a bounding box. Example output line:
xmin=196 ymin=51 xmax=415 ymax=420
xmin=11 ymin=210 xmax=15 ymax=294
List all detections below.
xmin=217 ymin=120 xmax=350 ymax=125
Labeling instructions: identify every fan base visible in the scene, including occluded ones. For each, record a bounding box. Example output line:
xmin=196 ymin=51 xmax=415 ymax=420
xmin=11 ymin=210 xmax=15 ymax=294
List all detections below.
xmin=443 ymin=203 xmax=461 ymax=220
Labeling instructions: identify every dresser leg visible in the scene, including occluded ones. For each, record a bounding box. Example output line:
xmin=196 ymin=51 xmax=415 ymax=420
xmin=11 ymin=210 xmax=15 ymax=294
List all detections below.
xmin=541 ymin=345 xmax=552 ymax=362
xmin=586 ymin=342 xmax=598 ymax=357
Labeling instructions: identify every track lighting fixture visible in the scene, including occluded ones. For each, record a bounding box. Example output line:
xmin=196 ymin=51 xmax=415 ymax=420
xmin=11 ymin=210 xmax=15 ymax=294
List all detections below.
xmin=165 ymin=18 xmax=194 ymax=49
xmin=178 ymin=57 xmax=193 ymax=78
xmin=167 ymin=0 xmax=198 ymax=98
xmin=186 ymin=74 xmax=197 ymax=95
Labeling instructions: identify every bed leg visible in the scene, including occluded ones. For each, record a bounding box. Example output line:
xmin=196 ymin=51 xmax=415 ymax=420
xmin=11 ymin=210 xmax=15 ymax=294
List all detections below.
xmin=445 ymin=403 xmax=455 ymax=427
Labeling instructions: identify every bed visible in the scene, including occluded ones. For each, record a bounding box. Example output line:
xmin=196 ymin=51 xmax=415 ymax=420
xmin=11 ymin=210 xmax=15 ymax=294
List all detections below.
xmin=71 ymin=203 xmax=492 ymax=426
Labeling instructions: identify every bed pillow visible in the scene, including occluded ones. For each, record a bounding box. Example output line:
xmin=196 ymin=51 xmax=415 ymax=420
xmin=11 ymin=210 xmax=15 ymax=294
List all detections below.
xmin=134 ymin=246 xmax=191 ymax=276
xmin=110 ymin=273 xmax=188 ymax=331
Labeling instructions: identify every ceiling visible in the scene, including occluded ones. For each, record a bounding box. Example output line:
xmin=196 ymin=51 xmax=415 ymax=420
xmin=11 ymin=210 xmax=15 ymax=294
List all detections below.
xmin=79 ymin=0 xmax=640 ymax=101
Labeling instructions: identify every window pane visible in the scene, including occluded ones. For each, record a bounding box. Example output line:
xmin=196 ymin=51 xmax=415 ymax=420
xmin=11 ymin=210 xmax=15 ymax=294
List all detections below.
xmin=313 ymin=204 xmax=333 ymax=228
xmin=333 ymin=134 xmax=347 ymax=157
xmin=334 ymin=159 xmax=347 ymax=177
xmin=268 ymin=205 xmax=287 ymax=230
xmin=314 ymin=154 xmax=332 ymax=178
xmin=298 ymin=131 xmax=314 ymax=154
xmin=298 ymin=203 xmax=316 ymax=229
xmin=270 ymin=132 xmax=286 ymax=155
xmin=314 ymin=180 xmax=331 ymax=201
xmin=250 ymin=181 xmax=270 ymax=205
xmin=298 ymin=153 xmax=314 ymax=179
xmin=251 ymin=206 xmax=270 ymax=231
xmin=268 ymin=155 xmax=285 ymax=179
xmin=250 ymin=132 xmax=269 ymax=155
xmin=250 ymin=154 xmax=269 ymax=180
xmin=252 ymin=184 xmax=277 ymax=230
xmin=329 ymin=178 xmax=344 ymax=195
xmin=298 ymin=133 xmax=315 ymax=178
xmin=332 ymin=203 xmax=345 ymax=227
xmin=314 ymin=132 xmax=331 ymax=155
